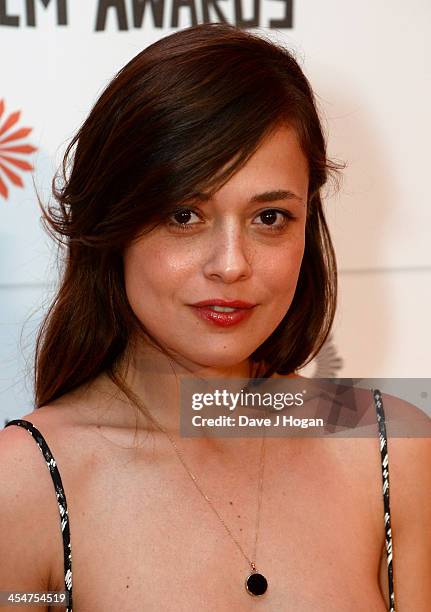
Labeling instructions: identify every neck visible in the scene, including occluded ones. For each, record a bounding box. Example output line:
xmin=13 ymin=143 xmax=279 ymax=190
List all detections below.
xmin=113 ymin=338 xmax=258 ymax=436
xmin=103 ymin=340 xmax=298 ymax=461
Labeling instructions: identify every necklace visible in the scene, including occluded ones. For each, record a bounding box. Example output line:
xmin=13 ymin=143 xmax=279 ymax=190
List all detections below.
xmin=134 ymin=376 xmax=269 ymax=598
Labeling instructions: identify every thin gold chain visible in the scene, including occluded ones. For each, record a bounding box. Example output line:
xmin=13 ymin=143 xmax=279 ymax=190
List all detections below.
xmin=137 ymin=380 xmax=268 ymax=571
xmin=152 ymin=414 xmax=266 ymax=570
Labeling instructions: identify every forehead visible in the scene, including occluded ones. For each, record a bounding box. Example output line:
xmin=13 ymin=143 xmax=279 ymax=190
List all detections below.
xmin=190 ymin=124 xmax=309 ymax=206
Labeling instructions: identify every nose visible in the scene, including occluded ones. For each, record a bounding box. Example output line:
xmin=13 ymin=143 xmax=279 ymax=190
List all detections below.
xmin=202 ymin=219 xmax=252 ymax=283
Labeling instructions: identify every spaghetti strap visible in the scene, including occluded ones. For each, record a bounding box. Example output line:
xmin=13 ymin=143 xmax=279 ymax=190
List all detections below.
xmin=4 ymin=419 xmax=73 ymax=612
xmin=372 ymin=390 xmax=396 ymax=612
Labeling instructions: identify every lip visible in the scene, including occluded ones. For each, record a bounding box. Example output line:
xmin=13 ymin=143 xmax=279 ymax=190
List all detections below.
xmin=191 ymin=299 xmax=256 ymax=308
xmin=190 ymin=302 xmax=256 ymax=328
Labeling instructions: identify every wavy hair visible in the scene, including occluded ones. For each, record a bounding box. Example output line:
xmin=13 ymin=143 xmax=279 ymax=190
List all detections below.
xmin=35 ymin=23 xmax=343 ymax=408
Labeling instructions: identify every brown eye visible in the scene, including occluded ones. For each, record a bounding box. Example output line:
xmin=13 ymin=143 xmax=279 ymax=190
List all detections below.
xmin=167 ymin=208 xmax=201 ymax=232
xmin=173 ymin=209 xmax=193 ymax=224
xmin=253 ymin=209 xmax=294 ymax=231
xmin=259 ymin=210 xmax=279 ymax=225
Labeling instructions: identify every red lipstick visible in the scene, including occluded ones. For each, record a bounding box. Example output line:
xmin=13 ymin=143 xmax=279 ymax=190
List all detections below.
xmin=189 ymin=299 xmax=256 ymax=327
xmin=191 ymin=299 xmax=255 ymax=308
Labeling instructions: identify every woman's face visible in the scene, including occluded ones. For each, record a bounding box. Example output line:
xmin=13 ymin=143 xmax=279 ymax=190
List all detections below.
xmin=123 ymin=124 xmax=309 ymax=372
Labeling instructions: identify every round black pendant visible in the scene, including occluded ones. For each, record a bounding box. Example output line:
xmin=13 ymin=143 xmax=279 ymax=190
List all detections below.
xmin=245 ymin=572 xmax=268 ymax=596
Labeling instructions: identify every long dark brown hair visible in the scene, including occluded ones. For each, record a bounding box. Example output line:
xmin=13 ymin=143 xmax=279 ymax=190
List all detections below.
xmin=35 ymin=22 xmax=342 ymax=409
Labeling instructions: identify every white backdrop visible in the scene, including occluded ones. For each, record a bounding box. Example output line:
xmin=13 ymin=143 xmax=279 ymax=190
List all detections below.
xmin=1 ymin=1 xmax=430 ymax=423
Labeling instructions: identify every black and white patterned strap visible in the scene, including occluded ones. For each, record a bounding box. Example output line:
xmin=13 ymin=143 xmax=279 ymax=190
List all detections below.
xmin=372 ymin=389 xmax=396 ymax=612
xmin=4 ymin=389 xmax=395 ymax=612
xmin=4 ymin=419 xmax=73 ymax=612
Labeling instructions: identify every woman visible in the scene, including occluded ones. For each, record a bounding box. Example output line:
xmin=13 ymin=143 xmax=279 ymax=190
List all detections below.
xmin=1 ymin=23 xmax=429 ymax=612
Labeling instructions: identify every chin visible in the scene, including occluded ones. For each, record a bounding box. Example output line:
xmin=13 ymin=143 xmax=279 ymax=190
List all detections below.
xmin=192 ymin=352 xmax=253 ymax=371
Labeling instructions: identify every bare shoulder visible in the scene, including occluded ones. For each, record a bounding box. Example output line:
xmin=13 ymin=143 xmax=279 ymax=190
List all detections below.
xmin=375 ymin=389 xmax=431 ymax=547
xmin=4 ymin=399 xmax=93 ymax=478
xmin=384 ymin=432 xmax=431 ymax=608
xmin=277 ymin=374 xmax=431 ymax=607
xmin=272 ymin=375 xmax=430 ymax=486
xmin=271 ymin=372 xmax=385 ymax=468
xmin=3 ymin=373 xmax=156 ymax=490
xmin=5 ymin=384 xmax=122 ymax=477
xmin=0 ymin=380 xmax=112 ymax=597
xmin=0 ymin=415 xmax=69 ymax=598
xmin=375 ymin=389 xmax=431 ymax=521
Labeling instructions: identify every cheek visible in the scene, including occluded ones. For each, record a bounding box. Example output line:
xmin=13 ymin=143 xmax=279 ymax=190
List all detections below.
xmin=262 ymin=236 xmax=305 ymax=293
xmin=125 ymin=236 xmax=195 ymax=280
xmin=123 ymin=241 xmax=192 ymax=321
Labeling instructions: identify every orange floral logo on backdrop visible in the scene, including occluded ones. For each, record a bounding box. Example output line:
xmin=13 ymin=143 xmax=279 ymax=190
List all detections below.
xmin=0 ymin=98 xmax=37 ymax=200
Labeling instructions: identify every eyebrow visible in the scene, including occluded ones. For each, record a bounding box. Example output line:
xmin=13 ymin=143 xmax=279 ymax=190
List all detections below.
xmin=192 ymin=189 xmax=304 ymax=205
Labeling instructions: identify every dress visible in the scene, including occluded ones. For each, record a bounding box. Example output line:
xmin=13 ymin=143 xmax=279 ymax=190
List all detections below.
xmin=4 ymin=388 xmax=396 ymax=612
